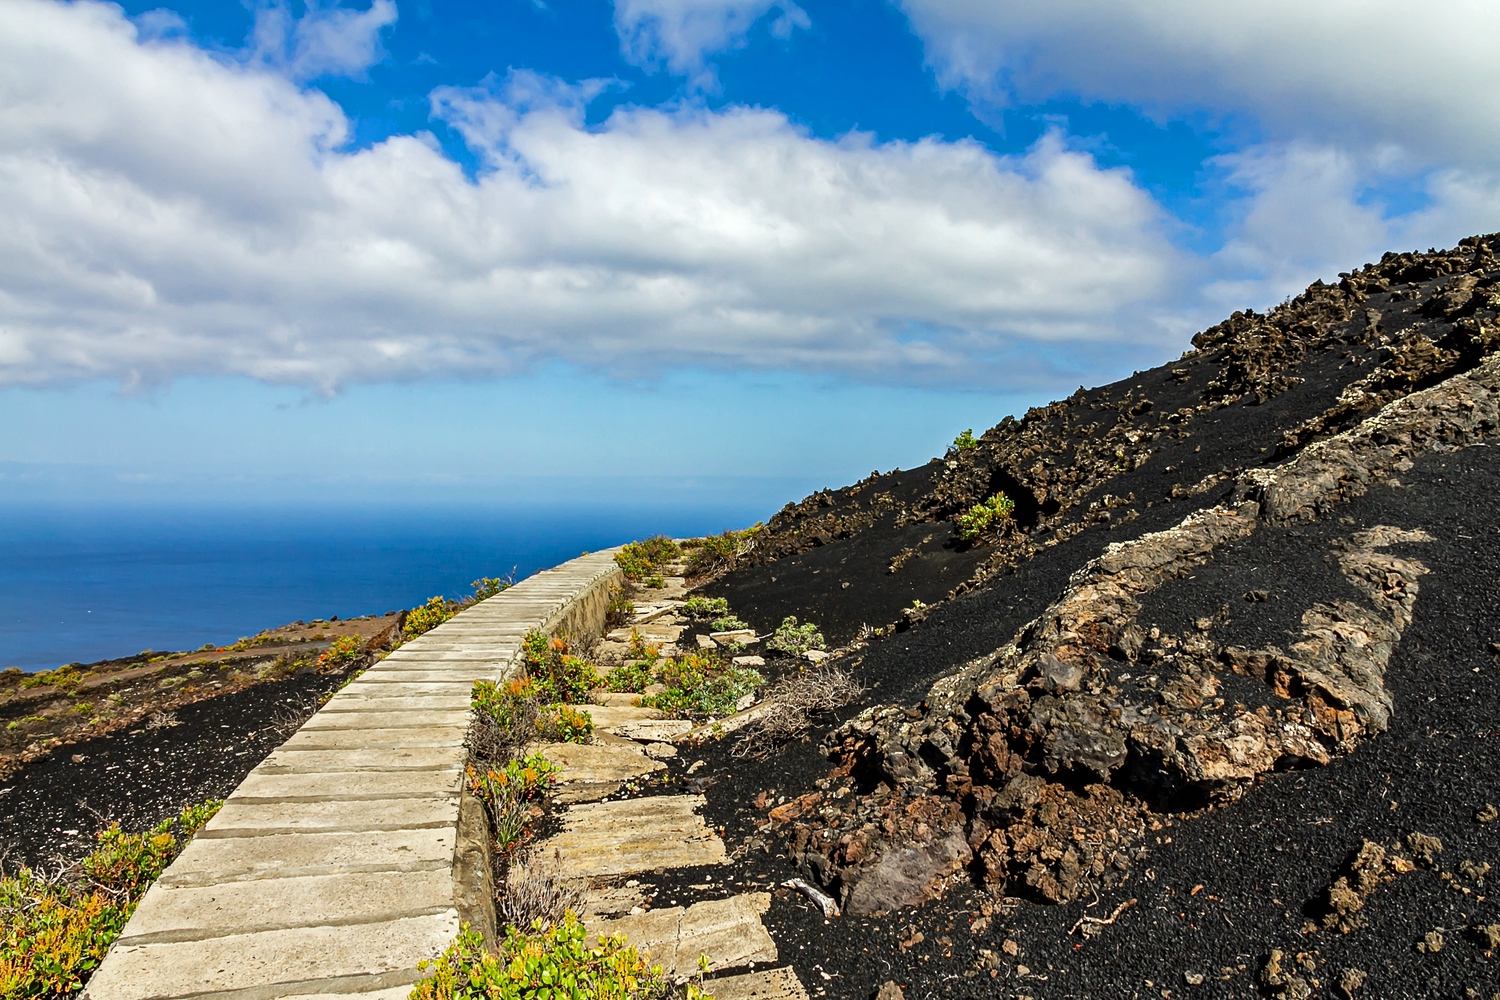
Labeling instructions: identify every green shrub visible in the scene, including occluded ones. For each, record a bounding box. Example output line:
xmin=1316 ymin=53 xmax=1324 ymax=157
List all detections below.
xmin=952 ymin=428 xmax=978 ymax=452
xmin=642 ymin=574 xmax=664 ymax=589
xmin=679 ymin=597 xmax=729 ymax=622
xmin=535 ymin=705 xmax=594 ymax=744
xmin=412 ymin=916 xmax=707 ymax=1000
xmin=765 ymin=616 xmax=825 ymax=655
xmin=642 ymin=652 xmax=762 ymax=719
xmin=708 ymin=615 xmax=747 ymax=632
xmin=317 ymin=635 xmax=365 ymax=670
xmin=605 ymin=590 xmax=635 ymax=629
xmin=603 ymin=662 xmax=652 ymax=694
xmin=471 ymin=577 xmax=511 ymax=602
xmin=520 ymin=632 xmax=601 ymax=704
xmin=0 ymin=800 xmax=222 ymax=998
xmin=955 ymin=492 xmax=1016 ymax=541
xmin=467 ymin=754 xmax=559 ymax=854
xmin=682 ymin=530 xmax=743 ymax=577
xmin=404 ymin=596 xmax=455 ymax=639
xmin=626 ymin=630 xmax=661 ymax=665
xmin=614 ymin=536 xmax=680 ymax=580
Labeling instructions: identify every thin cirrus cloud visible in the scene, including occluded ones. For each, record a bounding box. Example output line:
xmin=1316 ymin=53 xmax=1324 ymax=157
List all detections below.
xmin=613 ymin=0 xmax=811 ymax=78
xmin=249 ymin=0 xmax=400 ymax=81
xmin=0 ymin=0 xmax=1183 ymax=392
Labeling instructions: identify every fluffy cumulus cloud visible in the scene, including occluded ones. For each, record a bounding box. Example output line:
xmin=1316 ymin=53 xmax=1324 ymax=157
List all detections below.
xmin=0 ymin=0 xmax=1182 ymax=390
xmin=899 ymin=0 xmax=1500 ymax=166
xmin=613 ymin=0 xmax=810 ymax=78
xmin=899 ymin=0 xmax=1500 ymax=307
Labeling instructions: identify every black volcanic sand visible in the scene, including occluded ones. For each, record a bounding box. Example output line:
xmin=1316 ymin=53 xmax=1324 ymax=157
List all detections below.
xmin=708 ymin=340 xmax=1385 ymax=651
xmin=688 ymin=444 xmax=1500 ymax=999
xmin=0 ymin=668 xmax=352 ymax=870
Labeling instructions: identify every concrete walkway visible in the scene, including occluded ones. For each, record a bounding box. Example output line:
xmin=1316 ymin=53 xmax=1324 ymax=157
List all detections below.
xmin=84 ymin=550 xmax=623 ymax=1000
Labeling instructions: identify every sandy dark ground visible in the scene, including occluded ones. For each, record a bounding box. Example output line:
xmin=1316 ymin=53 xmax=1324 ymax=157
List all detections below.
xmin=0 ymin=666 xmax=359 ymax=869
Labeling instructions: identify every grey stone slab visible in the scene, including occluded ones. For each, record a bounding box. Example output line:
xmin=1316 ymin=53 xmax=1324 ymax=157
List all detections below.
xmin=159 ymin=827 xmax=455 ymax=887
xmin=588 ymin=894 xmax=775 ymax=975
xmin=542 ymin=795 xmax=725 ymax=877
xmin=708 ymin=968 xmax=809 ymax=1000
xmin=276 ymin=727 xmax=467 ymax=752
xmin=201 ymin=796 xmax=457 ymax=837
xmin=256 ymin=745 xmax=466 ymax=773
xmin=319 ymin=693 xmax=472 ymax=712
xmin=298 ymin=710 xmax=470 ymax=732
xmin=614 ymin=719 xmax=695 ymax=743
xmin=566 ymin=704 xmax=663 ymax=730
xmin=119 ymin=869 xmax=455 ymax=944
xmin=84 ymin=912 xmax=457 ymax=1000
xmin=535 ymin=742 xmax=664 ymax=803
xmin=232 ymin=768 xmax=462 ymax=802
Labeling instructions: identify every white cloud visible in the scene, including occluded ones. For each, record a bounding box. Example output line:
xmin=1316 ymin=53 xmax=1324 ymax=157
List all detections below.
xmin=0 ymin=0 xmax=1183 ymax=391
xmin=900 ymin=0 xmax=1500 ymax=168
xmin=613 ymin=0 xmax=810 ymax=79
xmin=251 ymin=0 xmax=398 ymax=81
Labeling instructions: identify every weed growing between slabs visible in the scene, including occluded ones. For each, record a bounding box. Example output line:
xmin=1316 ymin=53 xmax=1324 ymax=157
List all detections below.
xmin=0 ymin=800 xmax=222 ymax=998
xmin=413 ymin=919 xmax=712 ymax=1000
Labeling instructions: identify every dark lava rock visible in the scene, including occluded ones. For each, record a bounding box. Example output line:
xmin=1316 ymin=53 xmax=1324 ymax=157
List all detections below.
xmin=700 ymin=234 xmax=1500 ymax=999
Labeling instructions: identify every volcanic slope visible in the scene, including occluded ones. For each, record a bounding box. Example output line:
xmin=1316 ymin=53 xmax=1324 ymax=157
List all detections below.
xmin=702 ymin=235 xmax=1500 ymax=998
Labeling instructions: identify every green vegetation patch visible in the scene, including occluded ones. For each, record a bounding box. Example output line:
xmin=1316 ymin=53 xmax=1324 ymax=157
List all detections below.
xmin=955 ymin=491 xmax=1016 ymax=541
xmin=520 ymin=632 xmax=601 ymax=705
xmin=0 ymin=800 xmax=222 ymax=998
xmin=613 ymin=536 xmax=680 ymax=581
xmin=642 ymin=651 xmax=763 ymax=719
xmin=412 ymin=917 xmax=710 ymax=1000
xmin=765 ymin=616 xmax=825 ymax=656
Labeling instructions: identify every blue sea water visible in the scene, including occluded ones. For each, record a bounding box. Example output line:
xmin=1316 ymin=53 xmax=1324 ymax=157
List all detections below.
xmin=0 ymin=502 xmax=760 ymax=672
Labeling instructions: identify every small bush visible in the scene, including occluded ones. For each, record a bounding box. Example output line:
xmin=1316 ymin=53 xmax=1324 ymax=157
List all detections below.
xmin=0 ymin=800 xmax=222 ymax=999
xmin=317 ymin=634 xmax=364 ymax=670
xmin=467 ymin=754 xmax=559 ymax=854
xmin=605 ymin=590 xmax=635 ymax=630
xmin=521 ymin=632 xmax=601 ymax=704
xmin=682 ymin=527 xmax=760 ymax=578
xmin=471 ymin=577 xmax=512 ymax=602
xmin=412 ymin=916 xmax=700 ymax=1000
xmin=499 ymin=851 xmax=589 ymax=933
xmin=469 ymin=678 xmax=542 ymax=766
xmin=708 ymin=615 xmax=747 ymax=632
xmin=679 ymin=597 xmax=729 ymax=622
xmin=535 ymin=705 xmax=594 ymax=744
xmin=765 ymin=616 xmax=825 ymax=656
xmin=404 ymin=596 xmax=455 ymax=639
xmin=643 ymin=652 xmax=763 ymax=719
xmin=614 ymin=536 xmax=680 ymax=581
xmin=734 ymin=665 xmax=864 ymax=759
xmin=955 ymin=492 xmax=1016 ymax=541
xmin=642 ymin=574 xmax=665 ymax=589
xmin=626 ymin=630 xmax=661 ymax=665
xmin=604 ymin=662 xmax=652 ymax=694
xmin=951 ymin=428 xmax=978 ymax=453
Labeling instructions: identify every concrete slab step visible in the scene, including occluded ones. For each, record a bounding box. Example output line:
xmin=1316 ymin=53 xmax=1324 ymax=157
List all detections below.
xmin=707 ymin=967 xmax=810 ymax=1000
xmin=158 ymin=827 xmax=455 ymax=888
xmin=118 ymin=870 xmax=454 ymax=945
xmin=82 ymin=912 xmax=455 ymax=1000
xmin=541 ymin=795 xmax=725 ymax=877
xmin=535 ymin=741 xmax=665 ymax=803
xmin=588 ymin=893 xmax=775 ymax=975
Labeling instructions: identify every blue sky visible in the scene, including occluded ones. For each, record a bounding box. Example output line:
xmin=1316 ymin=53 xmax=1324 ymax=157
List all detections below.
xmin=2 ymin=0 xmax=1497 ymax=517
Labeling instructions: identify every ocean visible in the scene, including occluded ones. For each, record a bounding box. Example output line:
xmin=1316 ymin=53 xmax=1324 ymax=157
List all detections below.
xmin=0 ymin=502 xmax=761 ymax=672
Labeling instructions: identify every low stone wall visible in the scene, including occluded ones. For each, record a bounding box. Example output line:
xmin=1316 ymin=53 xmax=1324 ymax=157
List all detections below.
xmin=83 ymin=549 xmax=622 ymax=1000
